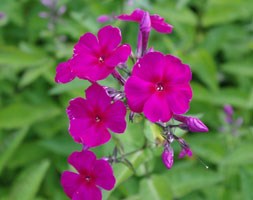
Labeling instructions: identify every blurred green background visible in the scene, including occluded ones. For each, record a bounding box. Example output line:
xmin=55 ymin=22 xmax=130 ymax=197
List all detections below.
xmin=1 ymin=0 xmax=253 ymax=199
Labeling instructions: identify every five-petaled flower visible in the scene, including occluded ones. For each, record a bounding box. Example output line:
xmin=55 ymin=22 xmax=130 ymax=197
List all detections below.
xmin=61 ymin=150 xmax=116 ymax=200
xmin=125 ymin=52 xmax=192 ymax=122
xmin=67 ymin=83 xmax=127 ymax=147
xmin=117 ymin=8 xmax=173 ymax=34
xmin=55 ymin=25 xmax=131 ymax=83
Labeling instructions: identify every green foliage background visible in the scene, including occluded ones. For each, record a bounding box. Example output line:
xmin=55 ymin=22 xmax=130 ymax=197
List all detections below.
xmin=0 ymin=0 xmax=253 ymax=199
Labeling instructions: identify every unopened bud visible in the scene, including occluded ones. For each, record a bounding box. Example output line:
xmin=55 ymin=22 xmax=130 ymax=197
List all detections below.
xmin=136 ymin=11 xmax=151 ymax=57
xmin=174 ymin=115 xmax=208 ymax=132
xmin=179 ymin=147 xmax=192 ymax=158
xmin=224 ymin=104 xmax=234 ymax=116
xmin=140 ymin=11 xmax=151 ymax=33
xmin=186 ymin=117 xmax=208 ymax=132
xmin=97 ymin=15 xmax=111 ymax=23
xmin=162 ymin=144 xmax=174 ymax=169
xmin=0 ymin=12 xmax=6 ymax=20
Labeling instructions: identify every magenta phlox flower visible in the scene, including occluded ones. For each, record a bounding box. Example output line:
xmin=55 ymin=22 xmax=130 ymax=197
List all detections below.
xmin=55 ymin=25 xmax=131 ymax=83
xmin=117 ymin=8 xmax=173 ymax=34
xmin=125 ymin=52 xmax=192 ymax=122
xmin=67 ymin=83 xmax=127 ymax=147
xmin=61 ymin=150 xmax=116 ymax=200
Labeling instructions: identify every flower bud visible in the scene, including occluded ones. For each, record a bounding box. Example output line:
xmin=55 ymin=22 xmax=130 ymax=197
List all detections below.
xmin=178 ymin=147 xmax=192 ymax=158
xmin=224 ymin=104 xmax=234 ymax=116
xmin=40 ymin=0 xmax=56 ymax=8
xmin=174 ymin=115 xmax=208 ymax=132
xmin=97 ymin=15 xmax=111 ymax=23
xmin=0 ymin=12 xmax=6 ymax=20
xmin=162 ymin=144 xmax=174 ymax=169
xmin=140 ymin=11 xmax=151 ymax=33
xmin=186 ymin=117 xmax=208 ymax=132
xmin=137 ymin=11 xmax=151 ymax=57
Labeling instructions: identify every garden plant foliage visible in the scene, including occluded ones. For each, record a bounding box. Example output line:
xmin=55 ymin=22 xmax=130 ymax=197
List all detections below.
xmin=0 ymin=0 xmax=253 ymax=199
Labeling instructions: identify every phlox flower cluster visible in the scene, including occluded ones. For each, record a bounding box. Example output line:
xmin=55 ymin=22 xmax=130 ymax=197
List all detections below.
xmin=56 ymin=8 xmax=208 ymax=200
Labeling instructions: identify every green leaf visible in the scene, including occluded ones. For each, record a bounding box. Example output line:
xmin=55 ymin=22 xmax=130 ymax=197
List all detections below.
xmin=221 ymin=143 xmax=253 ymax=166
xmin=186 ymin=133 xmax=226 ymax=164
xmin=103 ymin=149 xmax=150 ymax=200
xmin=9 ymin=159 xmax=50 ymax=200
xmin=123 ymin=195 xmax=141 ymax=200
xmin=191 ymin=83 xmax=252 ymax=109
xmin=49 ymin=79 xmax=90 ymax=95
xmin=0 ymin=128 xmax=28 ymax=174
xmin=221 ymin=61 xmax=253 ymax=78
xmin=0 ymin=45 xmax=48 ymax=71
xmin=240 ymin=168 xmax=253 ymax=200
xmin=203 ymin=0 xmax=253 ymax=26
xmin=19 ymin=59 xmax=54 ymax=88
xmin=115 ymin=119 xmax=145 ymax=152
xmin=164 ymin=167 xmax=223 ymax=198
xmin=39 ymin=137 xmax=81 ymax=156
xmin=140 ymin=175 xmax=173 ymax=200
xmin=0 ymin=103 xmax=60 ymax=129
xmin=154 ymin=4 xmax=197 ymax=26
xmin=8 ymin=141 xmax=48 ymax=169
xmin=185 ymin=49 xmax=218 ymax=92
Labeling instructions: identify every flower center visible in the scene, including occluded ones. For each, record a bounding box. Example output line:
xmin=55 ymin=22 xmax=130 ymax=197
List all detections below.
xmin=85 ymin=175 xmax=91 ymax=182
xmin=95 ymin=116 xmax=101 ymax=122
xmin=98 ymin=56 xmax=104 ymax=63
xmin=156 ymin=83 xmax=164 ymax=91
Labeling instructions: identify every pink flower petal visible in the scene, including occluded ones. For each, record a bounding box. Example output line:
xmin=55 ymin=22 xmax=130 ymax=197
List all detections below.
xmin=143 ymin=93 xmax=172 ymax=122
xmin=68 ymin=150 xmax=96 ymax=174
xmin=55 ymin=61 xmax=75 ymax=84
xmin=98 ymin=25 xmax=121 ymax=52
xmin=125 ymin=76 xmax=153 ymax=112
xmin=67 ymin=97 xmax=92 ymax=120
xmin=105 ymin=101 xmax=127 ymax=133
xmin=74 ymin=32 xmax=100 ymax=55
xmin=61 ymin=171 xmax=81 ymax=199
xmin=132 ymin=52 xmax=165 ymax=83
xmin=85 ymin=83 xmax=111 ymax=109
xmin=82 ymin=124 xmax=111 ymax=147
xmin=164 ymin=55 xmax=192 ymax=84
xmin=72 ymin=185 xmax=102 ymax=200
xmin=69 ymin=119 xmax=93 ymax=143
xmin=150 ymin=15 xmax=173 ymax=34
xmin=70 ymin=51 xmax=99 ymax=81
xmin=94 ymin=160 xmax=116 ymax=190
xmin=117 ymin=8 xmax=144 ymax=22
xmin=166 ymin=87 xmax=192 ymax=114
xmin=105 ymin=44 xmax=131 ymax=67
xmin=75 ymin=62 xmax=114 ymax=81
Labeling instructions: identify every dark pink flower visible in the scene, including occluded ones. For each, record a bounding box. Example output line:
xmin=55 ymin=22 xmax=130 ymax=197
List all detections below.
xmin=55 ymin=25 xmax=131 ymax=83
xmin=61 ymin=150 xmax=116 ymax=200
xmin=125 ymin=52 xmax=192 ymax=122
xmin=117 ymin=8 xmax=173 ymax=34
xmin=67 ymin=83 xmax=127 ymax=147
